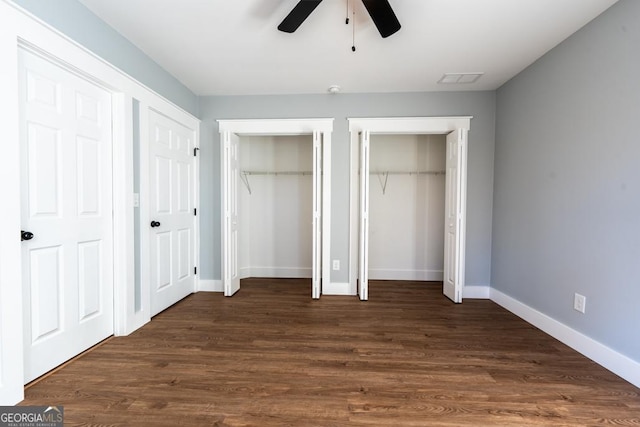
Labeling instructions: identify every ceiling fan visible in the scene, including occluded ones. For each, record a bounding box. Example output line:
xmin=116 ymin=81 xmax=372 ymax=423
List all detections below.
xmin=278 ymin=0 xmax=401 ymax=38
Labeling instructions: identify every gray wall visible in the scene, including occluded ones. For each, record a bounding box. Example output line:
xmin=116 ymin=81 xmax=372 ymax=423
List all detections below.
xmin=493 ymin=0 xmax=640 ymax=362
xmin=11 ymin=0 xmax=198 ymax=116
xmin=199 ymin=92 xmax=496 ymax=285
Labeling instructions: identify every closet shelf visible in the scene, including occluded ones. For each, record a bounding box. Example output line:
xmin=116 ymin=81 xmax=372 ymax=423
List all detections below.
xmin=240 ymin=170 xmax=313 ymax=194
xmin=369 ymin=170 xmax=446 ymax=195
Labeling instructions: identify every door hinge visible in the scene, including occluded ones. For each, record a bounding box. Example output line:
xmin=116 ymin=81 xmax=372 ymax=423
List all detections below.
xmin=193 ymin=147 xmax=200 ymax=157
xmin=194 ymin=266 xmax=197 ymax=275
xmin=194 ymin=208 xmax=197 ymax=216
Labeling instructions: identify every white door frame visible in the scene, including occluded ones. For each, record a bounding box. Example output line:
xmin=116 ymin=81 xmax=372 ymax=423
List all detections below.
xmin=0 ymin=1 xmax=199 ymax=404
xmin=348 ymin=117 xmax=472 ymax=299
xmin=218 ymin=119 xmax=333 ymax=299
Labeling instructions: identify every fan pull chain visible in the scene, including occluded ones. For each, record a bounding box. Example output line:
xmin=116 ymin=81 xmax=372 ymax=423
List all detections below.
xmin=352 ymin=7 xmax=356 ymax=52
xmin=346 ymin=0 xmax=350 ymax=24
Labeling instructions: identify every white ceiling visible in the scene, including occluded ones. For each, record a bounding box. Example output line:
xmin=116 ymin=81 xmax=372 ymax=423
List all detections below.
xmin=78 ymin=0 xmax=618 ymax=96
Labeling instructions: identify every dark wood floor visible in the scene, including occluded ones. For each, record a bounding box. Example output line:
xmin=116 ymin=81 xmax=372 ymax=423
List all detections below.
xmin=22 ymin=279 xmax=640 ymax=426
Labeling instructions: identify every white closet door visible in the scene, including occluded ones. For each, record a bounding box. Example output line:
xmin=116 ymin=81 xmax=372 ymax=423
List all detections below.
xmin=312 ymin=131 xmax=322 ymax=299
xmin=443 ymin=128 xmax=467 ymax=303
xmin=223 ymin=131 xmax=240 ymax=296
xmin=19 ymin=49 xmax=114 ymax=383
xmin=148 ymin=109 xmax=196 ymax=315
xmin=358 ymin=131 xmax=370 ymax=300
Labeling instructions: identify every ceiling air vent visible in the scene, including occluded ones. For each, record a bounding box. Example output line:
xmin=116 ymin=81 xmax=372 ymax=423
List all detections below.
xmin=438 ymin=73 xmax=484 ymax=84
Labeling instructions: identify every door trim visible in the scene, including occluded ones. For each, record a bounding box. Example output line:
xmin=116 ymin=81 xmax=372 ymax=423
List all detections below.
xmin=0 ymin=5 xmax=24 ymax=405
xmin=0 ymin=1 xmax=199 ymax=404
xmin=348 ymin=117 xmax=472 ymax=298
xmin=218 ymin=119 xmax=333 ymax=298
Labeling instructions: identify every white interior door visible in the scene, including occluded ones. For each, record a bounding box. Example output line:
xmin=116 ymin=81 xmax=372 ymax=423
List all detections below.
xmin=443 ymin=128 xmax=467 ymax=303
xmin=358 ymin=130 xmax=370 ymax=300
xmin=148 ymin=109 xmax=196 ymax=315
xmin=19 ymin=49 xmax=114 ymax=383
xmin=223 ymin=131 xmax=240 ymax=296
xmin=312 ymin=131 xmax=322 ymax=299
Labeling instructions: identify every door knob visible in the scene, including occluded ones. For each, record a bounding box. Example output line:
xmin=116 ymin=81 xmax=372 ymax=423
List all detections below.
xmin=21 ymin=230 xmax=34 ymax=241
xmin=150 ymin=221 xmax=161 ymax=228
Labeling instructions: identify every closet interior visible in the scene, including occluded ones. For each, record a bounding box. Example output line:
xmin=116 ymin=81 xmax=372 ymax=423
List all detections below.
xmin=368 ymin=134 xmax=446 ymax=282
xmin=238 ymin=135 xmax=314 ymax=281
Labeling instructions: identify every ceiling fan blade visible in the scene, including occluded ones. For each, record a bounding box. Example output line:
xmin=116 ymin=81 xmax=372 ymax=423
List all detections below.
xmin=361 ymin=0 xmax=401 ymax=38
xmin=278 ymin=0 xmax=323 ymax=33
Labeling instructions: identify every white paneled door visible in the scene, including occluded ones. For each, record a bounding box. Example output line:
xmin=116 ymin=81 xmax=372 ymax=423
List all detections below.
xmin=148 ymin=110 xmax=196 ymax=315
xmin=222 ymin=131 xmax=240 ymax=296
xmin=443 ymin=128 xmax=467 ymax=303
xmin=19 ymin=49 xmax=114 ymax=383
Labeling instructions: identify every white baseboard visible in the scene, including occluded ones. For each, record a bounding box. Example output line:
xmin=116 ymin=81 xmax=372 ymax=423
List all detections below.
xmin=239 ymin=267 xmax=251 ymax=280
xmin=241 ymin=267 xmax=312 ymax=278
xmin=323 ymin=282 xmax=354 ymax=296
xmin=463 ymin=285 xmax=490 ymax=299
xmin=197 ymin=280 xmax=223 ymax=292
xmin=491 ymin=288 xmax=640 ymax=389
xmin=369 ymin=269 xmax=443 ymax=281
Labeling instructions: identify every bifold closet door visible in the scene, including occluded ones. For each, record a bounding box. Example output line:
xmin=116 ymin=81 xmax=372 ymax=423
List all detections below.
xmin=19 ymin=49 xmax=114 ymax=383
xmin=312 ymin=131 xmax=322 ymax=299
xmin=358 ymin=130 xmax=370 ymax=301
xmin=358 ymin=129 xmax=466 ymax=303
xmin=222 ymin=131 xmax=240 ymax=296
xmin=443 ymin=128 xmax=466 ymax=303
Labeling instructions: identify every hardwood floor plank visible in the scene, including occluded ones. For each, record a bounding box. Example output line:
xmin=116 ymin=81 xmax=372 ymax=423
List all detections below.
xmin=21 ymin=279 xmax=640 ymax=426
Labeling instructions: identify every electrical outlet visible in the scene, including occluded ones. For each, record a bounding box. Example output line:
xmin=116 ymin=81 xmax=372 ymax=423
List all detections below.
xmin=332 ymin=260 xmax=340 ymax=271
xmin=574 ymin=293 xmax=586 ymax=314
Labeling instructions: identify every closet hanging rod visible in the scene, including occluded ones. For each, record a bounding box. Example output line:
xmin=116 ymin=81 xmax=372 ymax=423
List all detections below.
xmin=242 ymin=170 xmax=313 ymax=176
xmin=370 ymin=170 xmax=446 ymax=175
xmin=240 ymin=170 xmax=314 ymax=195
xmin=371 ymin=170 xmax=446 ymax=195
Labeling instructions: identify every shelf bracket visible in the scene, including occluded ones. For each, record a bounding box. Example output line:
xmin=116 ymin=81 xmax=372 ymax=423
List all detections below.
xmin=377 ymin=171 xmax=389 ymax=195
xmin=240 ymin=171 xmax=252 ymax=195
